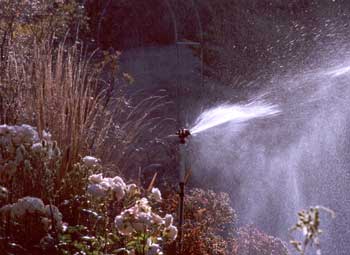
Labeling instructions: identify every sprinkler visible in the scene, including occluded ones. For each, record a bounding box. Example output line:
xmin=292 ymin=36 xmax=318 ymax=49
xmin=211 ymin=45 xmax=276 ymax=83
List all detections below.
xmin=175 ymin=128 xmax=191 ymax=254
xmin=176 ymin=128 xmax=191 ymax=144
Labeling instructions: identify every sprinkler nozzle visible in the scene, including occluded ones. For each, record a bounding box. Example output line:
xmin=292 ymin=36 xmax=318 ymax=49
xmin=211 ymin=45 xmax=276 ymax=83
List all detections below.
xmin=176 ymin=128 xmax=191 ymax=144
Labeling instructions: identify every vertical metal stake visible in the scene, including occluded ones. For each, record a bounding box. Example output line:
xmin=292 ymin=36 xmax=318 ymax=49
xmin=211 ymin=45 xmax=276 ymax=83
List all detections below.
xmin=178 ymin=181 xmax=185 ymax=255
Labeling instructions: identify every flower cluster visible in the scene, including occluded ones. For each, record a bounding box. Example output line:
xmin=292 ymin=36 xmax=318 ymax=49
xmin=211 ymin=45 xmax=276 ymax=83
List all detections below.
xmin=0 ymin=196 xmax=64 ymax=249
xmin=0 ymin=124 xmax=39 ymax=146
xmin=82 ymin=156 xmax=101 ymax=168
xmin=0 ymin=124 xmax=179 ymax=254
xmin=87 ymin=173 xmax=127 ymax=200
xmin=85 ymin=172 xmax=177 ymax=254
xmin=0 ymin=124 xmax=59 ymax=171
xmin=0 ymin=124 xmax=61 ymax=201
xmin=0 ymin=124 xmax=39 ymax=174
xmin=0 ymin=196 xmax=62 ymax=227
xmin=150 ymin=187 xmax=162 ymax=202
xmin=115 ymin=197 xmax=177 ymax=255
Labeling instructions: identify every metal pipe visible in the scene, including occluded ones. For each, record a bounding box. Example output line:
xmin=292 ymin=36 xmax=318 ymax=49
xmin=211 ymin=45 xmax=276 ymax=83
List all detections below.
xmin=176 ymin=128 xmax=191 ymax=254
xmin=178 ymin=181 xmax=185 ymax=254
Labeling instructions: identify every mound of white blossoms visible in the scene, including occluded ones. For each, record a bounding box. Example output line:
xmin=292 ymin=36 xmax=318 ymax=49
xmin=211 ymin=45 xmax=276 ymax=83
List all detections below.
xmin=115 ymin=197 xmax=177 ymax=239
xmin=87 ymin=173 xmax=127 ymax=200
xmin=0 ymin=196 xmax=62 ymax=228
xmin=87 ymin=173 xmax=177 ymax=255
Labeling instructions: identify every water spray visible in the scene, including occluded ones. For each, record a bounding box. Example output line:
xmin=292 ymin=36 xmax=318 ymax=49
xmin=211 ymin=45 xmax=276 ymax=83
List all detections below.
xmin=174 ymin=101 xmax=280 ymax=254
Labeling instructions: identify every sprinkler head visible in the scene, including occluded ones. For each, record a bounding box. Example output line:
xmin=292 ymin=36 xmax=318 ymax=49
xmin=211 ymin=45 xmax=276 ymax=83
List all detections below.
xmin=176 ymin=128 xmax=191 ymax=144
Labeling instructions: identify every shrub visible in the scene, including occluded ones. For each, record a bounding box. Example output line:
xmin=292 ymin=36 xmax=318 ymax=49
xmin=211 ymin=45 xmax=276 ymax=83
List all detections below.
xmin=0 ymin=196 xmax=62 ymax=254
xmin=0 ymin=0 xmax=86 ymax=67
xmin=0 ymin=125 xmax=178 ymax=254
xmin=162 ymin=187 xmax=237 ymax=255
xmin=58 ymin=172 xmax=178 ymax=255
xmin=236 ymin=226 xmax=289 ymax=255
xmin=0 ymin=124 xmax=60 ymax=202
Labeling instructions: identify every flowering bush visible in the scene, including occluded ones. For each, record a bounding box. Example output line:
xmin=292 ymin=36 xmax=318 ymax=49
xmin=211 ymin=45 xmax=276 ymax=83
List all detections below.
xmin=236 ymin=226 xmax=289 ymax=255
xmin=0 ymin=196 xmax=63 ymax=253
xmin=0 ymin=124 xmax=292 ymax=255
xmin=58 ymin=172 xmax=178 ymax=255
xmin=0 ymin=124 xmax=178 ymax=254
xmin=87 ymin=173 xmax=126 ymax=200
xmin=161 ymin=187 xmax=237 ymax=255
xmin=161 ymin=187 xmax=291 ymax=255
xmin=0 ymin=124 xmax=61 ymax=201
xmin=115 ymin=197 xmax=177 ymax=255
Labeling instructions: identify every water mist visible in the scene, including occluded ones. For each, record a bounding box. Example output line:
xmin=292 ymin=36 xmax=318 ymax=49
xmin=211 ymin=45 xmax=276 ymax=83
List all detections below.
xmin=185 ymin=64 xmax=350 ymax=255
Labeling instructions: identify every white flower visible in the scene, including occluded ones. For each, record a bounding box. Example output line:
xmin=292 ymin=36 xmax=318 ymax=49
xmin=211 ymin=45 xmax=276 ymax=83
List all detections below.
xmin=31 ymin=142 xmax=43 ymax=153
xmin=133 ymin=212 xmax=152 ymax=232
xmin=113 ymin=183 xmax=126 ymax=201
xmin=100 ymin=179 xmax=113 ymax=190
xmin=88 ymin=174 xmax=127 ymax=200
xmin=115 ymin=215 xmax=134 ymax=235
xmin=21 ymin=125 xmax=39 ymax=142
xmin=87 ymin=184 xmax=107 ymax=197
xmin=82 ymin=156 xmax=100 ymax=167
xmin=102 ymin=177 xmax=113 ymax=185
xmin=11 ymin=197 xmax=45 ymax=218
xmin=0 ymin=186 xmax=8 ymax=200
xmin=147 ymin=243 xmax=162 ymax=255
xmin=0 ymin=125 xmax=11 ymax=135
xmin=151 ymin=187 xmax=162 ymax=202
xmin=62 ymin=222 xmax=68 ymax=232
xmin=88 ymin=173 xmax=103 ymax=184
xmin=0 ymin=204 xmax=13 ymax=217
xmin=15 ymin=124 xmax=39 ymax=144
xmin=42 ymin=130 xmax=52 ymax=141
xmin=164 ymin=214 xmax=173 ymax=228
xmin=1 ymin=124 xmax=38 ymax=145
xmin=125 ymin=205 xmax=138 ymax=216
xmin=136 ymin=198 xmax=151 ymax=213
xmin=112 ymin=176 xmax=126 ymax=188
xmin=45 ymin=205 xmax=63 ymax=225
xmin=152 ymin=213 xmax=164 ymax=225
xmin=126 ymin=184 xmax=138 ymax=196
xmin=137 ymin=212 xmax=152 ymax=224
xmin=163 ymin=225 xmax=178 ymax=241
